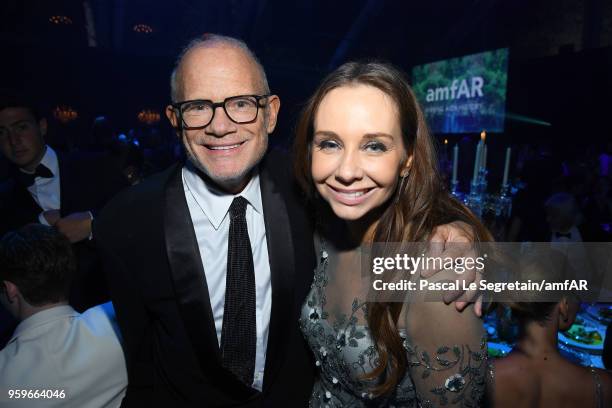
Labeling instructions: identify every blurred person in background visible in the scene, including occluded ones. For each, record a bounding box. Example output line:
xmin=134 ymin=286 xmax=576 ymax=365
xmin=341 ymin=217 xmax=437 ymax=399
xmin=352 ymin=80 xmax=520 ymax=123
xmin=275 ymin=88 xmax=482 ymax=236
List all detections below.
xmin=0 ymin=95 xmax=128 ymax=311
xmin=0 ymin=224 xmax=127 ymax=408
xmin=489 ymin=250 xmax=612 ymax=408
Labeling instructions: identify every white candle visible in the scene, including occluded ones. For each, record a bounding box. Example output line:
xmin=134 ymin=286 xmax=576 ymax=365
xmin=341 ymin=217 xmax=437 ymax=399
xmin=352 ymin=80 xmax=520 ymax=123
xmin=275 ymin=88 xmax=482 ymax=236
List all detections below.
xmin=473 ymin=142 xmax=482 ymax=184
xmin=452 ymin=144 xmax=458 ymax=183
xmin=482 ymin=145 xmax=488 ymax=170
xmin=443 ymin=139 xmax=449 ymax=161
xmin=502 ymin=147 xmax=511 ymax=186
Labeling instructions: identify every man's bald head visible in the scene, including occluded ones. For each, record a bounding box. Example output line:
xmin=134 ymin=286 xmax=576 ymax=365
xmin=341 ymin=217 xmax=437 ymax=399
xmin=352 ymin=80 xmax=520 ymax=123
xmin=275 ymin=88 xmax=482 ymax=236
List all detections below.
xmin=165 ymin=33 xmax=281 ymax=194
xmin=170 ymin=34 xmax=269 ymax=103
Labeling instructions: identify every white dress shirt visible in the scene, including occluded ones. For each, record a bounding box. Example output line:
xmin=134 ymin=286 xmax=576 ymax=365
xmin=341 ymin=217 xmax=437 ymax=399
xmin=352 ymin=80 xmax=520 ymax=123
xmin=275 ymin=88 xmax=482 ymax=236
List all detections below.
xmin=0 ymin=303 xmax=127 ymax=407
xmin=182 ymin=164 xmax=272 ymax=391
xmin=19 ymin=145 xmax=61 ymax=225
xmin=23 ymin=146 xmax=93 ymax=236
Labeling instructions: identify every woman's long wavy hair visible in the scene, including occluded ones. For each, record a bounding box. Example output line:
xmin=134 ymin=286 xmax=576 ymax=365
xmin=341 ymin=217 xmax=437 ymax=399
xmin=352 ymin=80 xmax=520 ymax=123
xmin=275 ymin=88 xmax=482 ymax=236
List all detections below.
xmin=293 ymin=61 xmax=493 ymax=396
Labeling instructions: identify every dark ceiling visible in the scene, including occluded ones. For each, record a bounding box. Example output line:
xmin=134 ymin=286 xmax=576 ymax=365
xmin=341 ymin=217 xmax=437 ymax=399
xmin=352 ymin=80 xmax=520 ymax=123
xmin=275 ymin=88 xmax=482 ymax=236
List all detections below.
xmin=2 ymin=0 xmax=543 ymax=73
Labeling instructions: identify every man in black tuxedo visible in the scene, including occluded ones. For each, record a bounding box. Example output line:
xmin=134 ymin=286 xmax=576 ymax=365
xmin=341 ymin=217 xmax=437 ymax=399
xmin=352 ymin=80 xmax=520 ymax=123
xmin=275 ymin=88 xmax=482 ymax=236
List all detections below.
xmin=0 ymin=99 xmax=127 ymax=311
xmin=95 ymin=35 xmax=316 ymax=407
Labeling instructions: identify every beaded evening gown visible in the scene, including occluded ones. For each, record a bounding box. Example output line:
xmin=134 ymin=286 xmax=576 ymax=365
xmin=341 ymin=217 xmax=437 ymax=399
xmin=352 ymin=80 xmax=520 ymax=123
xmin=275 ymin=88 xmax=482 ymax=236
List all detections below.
xmin=299 ymin=234 xmax=488 ymax=407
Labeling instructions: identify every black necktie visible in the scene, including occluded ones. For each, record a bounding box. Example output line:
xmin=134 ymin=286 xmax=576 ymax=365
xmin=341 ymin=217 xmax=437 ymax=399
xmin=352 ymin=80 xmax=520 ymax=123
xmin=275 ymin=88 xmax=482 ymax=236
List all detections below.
xmin=220 ymin=196 xmax=256 ymax=387
xmin=555 ymin=231 xmax=572 ymax=239
xmin=16 ymin=164 xmax=53 ymax=187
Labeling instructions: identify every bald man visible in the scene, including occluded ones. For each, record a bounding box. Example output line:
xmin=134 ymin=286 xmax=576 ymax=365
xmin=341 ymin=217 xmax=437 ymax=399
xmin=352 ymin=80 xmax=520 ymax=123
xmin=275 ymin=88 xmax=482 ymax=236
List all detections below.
xmin=95 ymin=35 xmax=316 ymax=407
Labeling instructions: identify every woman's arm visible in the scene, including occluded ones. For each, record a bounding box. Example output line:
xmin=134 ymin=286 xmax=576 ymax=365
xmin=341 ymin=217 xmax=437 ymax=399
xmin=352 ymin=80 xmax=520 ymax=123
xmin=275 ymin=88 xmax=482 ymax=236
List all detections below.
xmin=402 ymin=268 xmax=487 ymax=406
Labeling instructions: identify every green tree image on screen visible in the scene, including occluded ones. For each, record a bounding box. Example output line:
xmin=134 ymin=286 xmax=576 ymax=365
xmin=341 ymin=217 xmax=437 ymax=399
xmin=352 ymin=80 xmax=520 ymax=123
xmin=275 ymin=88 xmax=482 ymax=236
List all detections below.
xmin=412 ymin=48 xmax=508 ymax=133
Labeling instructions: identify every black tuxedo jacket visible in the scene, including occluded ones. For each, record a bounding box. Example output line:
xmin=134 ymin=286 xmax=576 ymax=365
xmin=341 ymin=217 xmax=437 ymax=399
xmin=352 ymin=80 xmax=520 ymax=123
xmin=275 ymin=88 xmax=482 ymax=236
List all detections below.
xmin=95 ymin=150 xmax=316 ymax=407
xmin=1 ymin=151 xmax=126 ymax=230
xmin=0 ymin=150 xmax=128 ymax=310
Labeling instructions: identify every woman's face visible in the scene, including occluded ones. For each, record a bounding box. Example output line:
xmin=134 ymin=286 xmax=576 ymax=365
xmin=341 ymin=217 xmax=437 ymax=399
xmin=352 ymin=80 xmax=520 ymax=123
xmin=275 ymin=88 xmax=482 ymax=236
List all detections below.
xmin=311 ymin=84 xmax=409 ymax=221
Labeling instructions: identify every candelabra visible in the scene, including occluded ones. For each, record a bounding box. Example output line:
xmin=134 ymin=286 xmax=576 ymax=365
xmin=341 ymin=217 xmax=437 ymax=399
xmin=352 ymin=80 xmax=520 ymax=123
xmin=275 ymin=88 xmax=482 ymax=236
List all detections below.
xmin=477 ymin=167 xmax=488 ymax=197
xmin=450 ymin=179 xmax=462 ymax=200
xmin=465 ymin=180 xmax=483 ymax=217
xmin=496 ymin=184 xmax=512 ymax=219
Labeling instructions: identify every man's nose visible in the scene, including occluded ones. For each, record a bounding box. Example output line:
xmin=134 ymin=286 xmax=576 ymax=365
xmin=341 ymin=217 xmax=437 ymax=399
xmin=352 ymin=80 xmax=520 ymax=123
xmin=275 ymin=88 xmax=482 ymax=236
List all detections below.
xmin=205 ymin=105 xmax=236 ymax=137
xmin=8 ymin=131 xmax=23 ymax=148
xmin=335 ymin=149 xmax=364 ymax=184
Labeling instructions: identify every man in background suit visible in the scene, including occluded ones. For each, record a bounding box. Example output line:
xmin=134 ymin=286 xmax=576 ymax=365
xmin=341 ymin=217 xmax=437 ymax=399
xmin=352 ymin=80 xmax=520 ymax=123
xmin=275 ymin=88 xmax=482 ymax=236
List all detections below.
xmin=0 ymin=98 xmax=127 ymax=311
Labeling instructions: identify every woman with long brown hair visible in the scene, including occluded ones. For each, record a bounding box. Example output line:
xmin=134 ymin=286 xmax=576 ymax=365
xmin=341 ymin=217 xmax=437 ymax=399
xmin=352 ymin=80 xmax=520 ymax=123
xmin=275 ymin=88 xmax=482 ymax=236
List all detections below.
xmin=295 ymin=61 xmax=492 ymax=406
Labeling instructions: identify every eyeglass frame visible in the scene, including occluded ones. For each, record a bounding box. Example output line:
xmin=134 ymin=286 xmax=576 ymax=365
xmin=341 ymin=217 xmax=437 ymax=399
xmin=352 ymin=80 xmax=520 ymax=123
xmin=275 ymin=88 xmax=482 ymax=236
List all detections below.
xmin=171 ymin=94 xmax=271 ymax=130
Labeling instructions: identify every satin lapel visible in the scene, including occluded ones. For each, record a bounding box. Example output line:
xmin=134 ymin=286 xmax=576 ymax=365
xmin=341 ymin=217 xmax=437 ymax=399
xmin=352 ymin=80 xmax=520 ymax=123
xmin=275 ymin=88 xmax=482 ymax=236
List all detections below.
xmin=163 ymin=165 xmax=256 ymax=399
xmin=56 ymin=153 xmax=80 ymax=216
xmin=259 ymin=163 xmax=296 ymax=391
xmin=12 ymin=183 xmax=43 ymax=225
xmin=7 ymin=164 xmax=48 ymax=224
xmin=57 ymin=152 xmax=70 ymax=216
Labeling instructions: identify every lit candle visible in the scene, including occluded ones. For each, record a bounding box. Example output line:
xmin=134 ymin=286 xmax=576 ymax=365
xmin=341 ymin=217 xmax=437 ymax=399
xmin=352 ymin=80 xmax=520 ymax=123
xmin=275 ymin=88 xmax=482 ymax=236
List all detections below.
xmin=473 ymin=142 xmax=482 ymax=184
xmin=452 ymin=144 xmax=458 ymax=183
xmin=444 ymin=138 xmax=449 ymax=160
xmin=480 ymin=130 xmax=486 ymax=143
xmin=502 ymin=147 xmax=511 ymax=186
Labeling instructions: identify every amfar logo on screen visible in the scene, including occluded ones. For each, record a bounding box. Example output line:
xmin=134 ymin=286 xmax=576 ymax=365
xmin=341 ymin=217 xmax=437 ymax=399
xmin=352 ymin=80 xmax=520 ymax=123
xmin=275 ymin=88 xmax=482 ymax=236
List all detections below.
xmin=425 ymin=77 xmax=484 ymax=102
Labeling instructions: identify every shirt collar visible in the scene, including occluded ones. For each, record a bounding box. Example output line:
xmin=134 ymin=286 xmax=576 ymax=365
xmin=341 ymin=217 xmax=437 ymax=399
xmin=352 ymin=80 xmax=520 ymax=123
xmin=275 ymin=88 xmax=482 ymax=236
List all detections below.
xmin=18 ymin=145 xmax=59 ymax=177
xmin=8 ymin=305 xmax=77 ymax=344
xmin=182 ymin=162 xmax=263 ymax=230
xmin=40 ymin=145 xmax=59 ymax=176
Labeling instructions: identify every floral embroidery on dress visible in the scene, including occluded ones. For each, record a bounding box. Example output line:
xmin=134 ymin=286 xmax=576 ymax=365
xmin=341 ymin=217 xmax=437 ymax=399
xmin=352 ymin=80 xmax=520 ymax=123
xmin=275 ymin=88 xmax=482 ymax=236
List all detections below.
xmin=299 ymin=242 xmax=487 ymax=408
xmin=403 ymin=336 xmax=487 ymax=406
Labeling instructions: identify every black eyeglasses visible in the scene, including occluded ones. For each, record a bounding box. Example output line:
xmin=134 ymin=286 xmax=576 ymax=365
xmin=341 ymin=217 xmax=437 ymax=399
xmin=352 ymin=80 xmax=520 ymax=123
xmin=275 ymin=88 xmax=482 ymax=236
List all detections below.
xmin=172 ymin=94 xmax=270 ymax=130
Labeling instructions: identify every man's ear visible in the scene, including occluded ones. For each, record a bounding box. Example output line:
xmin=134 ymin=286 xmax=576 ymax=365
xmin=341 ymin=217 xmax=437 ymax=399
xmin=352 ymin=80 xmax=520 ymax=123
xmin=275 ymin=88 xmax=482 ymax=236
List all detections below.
xmin=557 ymin=297 xmax=573 ymax=329
xmin=265 ymin=95 xmax=281 ymax=135
xmin=39 ymin=118 xmax=48 ymax=138
xmin=2 ymin=280 xmax=19 ymax=303
xmin=558 ymin=297 xmax=569 ymax=317
xmin=165 ymin=105 xmax=181 ymax=133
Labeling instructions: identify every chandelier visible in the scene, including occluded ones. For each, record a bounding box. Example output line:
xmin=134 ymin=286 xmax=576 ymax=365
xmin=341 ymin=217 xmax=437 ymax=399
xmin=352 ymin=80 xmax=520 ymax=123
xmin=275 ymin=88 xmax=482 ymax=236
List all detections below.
xmin=53 ymin=106 xmax=78 ymax=123
xmin=133 ymin=24 xmax=153 ymax=34
xmin=137 ymin=109 xmax=160 ymax=125
xmin=49 ymin=15 xmax=73 ymax=25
